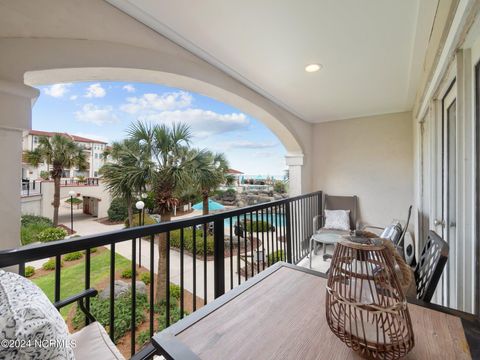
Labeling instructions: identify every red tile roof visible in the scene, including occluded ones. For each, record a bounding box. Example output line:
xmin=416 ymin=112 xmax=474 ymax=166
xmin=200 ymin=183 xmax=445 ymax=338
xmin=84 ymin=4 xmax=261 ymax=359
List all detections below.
xmin=227 ymin=168 xmax=244 ymax=174
xmin=29 ymin=130 xmax=107 ymax=144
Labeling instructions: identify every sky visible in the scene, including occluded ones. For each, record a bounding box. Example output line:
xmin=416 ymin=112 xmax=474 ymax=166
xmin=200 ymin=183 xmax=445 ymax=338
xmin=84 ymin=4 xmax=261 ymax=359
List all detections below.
xmin=32 ymin=81 xmax=287 ymax=176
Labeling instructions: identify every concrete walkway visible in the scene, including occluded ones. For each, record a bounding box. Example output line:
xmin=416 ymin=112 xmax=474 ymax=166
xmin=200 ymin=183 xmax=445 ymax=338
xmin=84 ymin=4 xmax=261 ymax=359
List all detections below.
xmin=28 ymin=209 xmax=292 ymax=304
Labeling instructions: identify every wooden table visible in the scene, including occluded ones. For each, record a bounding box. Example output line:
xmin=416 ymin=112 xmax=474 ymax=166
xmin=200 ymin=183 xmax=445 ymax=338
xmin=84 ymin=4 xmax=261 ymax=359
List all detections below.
xmin=152 ymin=262 xmax=480 ymax=359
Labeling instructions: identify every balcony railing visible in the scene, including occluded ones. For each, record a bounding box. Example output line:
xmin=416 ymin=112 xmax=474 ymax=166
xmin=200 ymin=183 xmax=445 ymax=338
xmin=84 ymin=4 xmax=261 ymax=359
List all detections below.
xmin=0 ymin=191 xmax=322 ymax=359
xmin=60 ymin=178 xmax=99 ymax=186
xmin=21 ymin=179 xmax=42 ymax=196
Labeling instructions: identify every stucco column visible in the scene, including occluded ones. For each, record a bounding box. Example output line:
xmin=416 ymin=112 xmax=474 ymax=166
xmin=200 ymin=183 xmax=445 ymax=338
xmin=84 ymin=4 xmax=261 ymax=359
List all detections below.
xmin=0 ymin=80 xmax=39 ymax=251
xmin=285 ymin=154 xmax=304 ymax=197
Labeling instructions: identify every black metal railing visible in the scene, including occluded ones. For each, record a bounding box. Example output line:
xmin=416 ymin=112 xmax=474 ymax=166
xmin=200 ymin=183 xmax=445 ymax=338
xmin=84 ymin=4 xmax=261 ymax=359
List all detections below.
xmin=61 ymin=177 xmax=99 ymax=186
xmin=21 ymin=179 xmax=42 ymax=196
xmin=0 ymin=190 xmax=322 ymax=359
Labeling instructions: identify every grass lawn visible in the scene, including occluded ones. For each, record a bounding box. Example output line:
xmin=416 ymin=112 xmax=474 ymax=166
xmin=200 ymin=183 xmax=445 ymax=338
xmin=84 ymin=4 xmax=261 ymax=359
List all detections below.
xmin=33 ymin=249 xmax=131 ymax=317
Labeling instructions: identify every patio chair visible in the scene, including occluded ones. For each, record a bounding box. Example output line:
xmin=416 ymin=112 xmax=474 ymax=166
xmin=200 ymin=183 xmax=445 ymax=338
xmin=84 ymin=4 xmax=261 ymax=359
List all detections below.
xmin=412 ymin=230 xmax=449 ymax=303
xmin=0 ymin=270 xmax=126 ymax=360
xmin=362 ymin=205 xmax=414 ymax=264
xmin=309 ymin=195 xmax=358 ymax=268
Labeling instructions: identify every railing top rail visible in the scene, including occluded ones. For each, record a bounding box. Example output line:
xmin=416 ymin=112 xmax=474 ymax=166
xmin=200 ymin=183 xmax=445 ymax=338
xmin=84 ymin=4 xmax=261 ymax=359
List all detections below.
xmin=0 ymin=191 xmax=321 ymax=267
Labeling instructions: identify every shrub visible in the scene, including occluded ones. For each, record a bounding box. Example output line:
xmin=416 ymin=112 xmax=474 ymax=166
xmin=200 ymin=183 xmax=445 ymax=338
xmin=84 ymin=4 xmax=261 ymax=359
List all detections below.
xmin=121 ymin=268 xmax=138 ymax=279
xmin=170 ymin=228 xmax=214 ymax=256
xmin=140 ymin=272 xmax=151 ymax=285
xmin=73 ymin=292 xmax=148 ymax=342
xmin=25 ymin=266 xmax=35 ymax=278
xmin=136 ymin=329 xmax=151 ymax=346
xmin=65 ymin=197 xmax=82 ymax=205
xmin=108 ymin=198 xmax=128 ymax=222
xmin=21 ymin=215 xmax=53 ymax=227
xmin=21 ymin=215 xmax=55 ymax=245
xmin=36 ymin=227 xmax=67 ymax=243
xmin=243 ymin=220 xmax=272 ymax=233
xmin=125 ymin=213 xmax=157 ymax=228
xmin=42 ymin=258 xmax=63 ymax=271
xmin=39 ymin=171 xmax=50 ymax=180
xmin=274 ymin=180 xmax=286 ymax=194
xmin=225 ymin=188 xmax=236 ymax=197
xmin=64 ymin=251 xmax=83 ymax=261
xmin=267 ymin=250 xmax=285 ymax=265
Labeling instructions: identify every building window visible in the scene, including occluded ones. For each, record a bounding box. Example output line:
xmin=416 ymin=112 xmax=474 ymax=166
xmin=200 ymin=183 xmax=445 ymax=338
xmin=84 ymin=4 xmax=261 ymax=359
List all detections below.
xmin=95 ymin=153 xmax=99 ymax=159
xmin=94 ymin=171 xmax=98 ymax=177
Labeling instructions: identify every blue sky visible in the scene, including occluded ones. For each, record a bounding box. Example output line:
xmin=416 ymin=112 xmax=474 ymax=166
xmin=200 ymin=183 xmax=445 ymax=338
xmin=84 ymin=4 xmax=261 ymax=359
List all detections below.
xmin=32 ymin=81 xmax=287 ymax=176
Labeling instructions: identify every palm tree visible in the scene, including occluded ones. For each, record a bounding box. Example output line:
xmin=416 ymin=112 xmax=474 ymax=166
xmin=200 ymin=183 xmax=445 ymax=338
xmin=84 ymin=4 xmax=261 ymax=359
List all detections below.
xmin=99 ymin=139 xmax=153 ymax=227
xmin=24 ymin=135 xmax=87 ymax=226
xmin=128 ymin=121 xmax=194 ymax=303
xmin=192 ymin=150 xmax=231 ymax=215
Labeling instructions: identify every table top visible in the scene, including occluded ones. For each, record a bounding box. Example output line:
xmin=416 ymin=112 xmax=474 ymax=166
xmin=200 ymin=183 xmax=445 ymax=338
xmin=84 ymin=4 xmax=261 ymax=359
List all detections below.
xmin=152 ymin=262 xmax=480 ymax=360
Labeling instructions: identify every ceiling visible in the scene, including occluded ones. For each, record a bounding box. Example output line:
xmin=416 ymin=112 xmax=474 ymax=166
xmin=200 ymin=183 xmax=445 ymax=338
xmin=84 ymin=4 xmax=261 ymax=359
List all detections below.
xmin=107 ymin=0 xmax=438 ymax=123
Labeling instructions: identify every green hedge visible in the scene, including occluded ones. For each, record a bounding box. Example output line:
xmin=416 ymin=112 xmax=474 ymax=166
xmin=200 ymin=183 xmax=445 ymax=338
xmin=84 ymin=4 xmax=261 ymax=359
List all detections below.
xmin=64 ymin=251 xmax=83 ymax=261
xmin=267 ymin=250 xmax=285 ymax=265
xmin=21 ymin=215 xmax=54 ymax=245
xmin=42 ymin=258 xmax=64 ymax=271
xmin=170 ymin=228 xmax=214 ymax=256
xmin=25 ymin=266 xmax=35 ymax=278
xmin=242 ymin=220 xmax=272 ymax=233
xmin=108 ymin=198 xmax=128 ymax=222
xmin=73 ymin=292 xmax=149 ymax=342
xmin=36 ymin=227 xmax=67 ymax=242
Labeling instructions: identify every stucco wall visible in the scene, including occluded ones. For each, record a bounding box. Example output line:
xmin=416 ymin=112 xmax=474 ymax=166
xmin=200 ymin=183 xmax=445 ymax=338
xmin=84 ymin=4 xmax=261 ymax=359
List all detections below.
xmin=21 ymin=195 xmax=42 ymax=216
xmin=40 ymin=182 xmax=112 ymax=220
xmin=312 ymin=112 xmax=413 ymax=228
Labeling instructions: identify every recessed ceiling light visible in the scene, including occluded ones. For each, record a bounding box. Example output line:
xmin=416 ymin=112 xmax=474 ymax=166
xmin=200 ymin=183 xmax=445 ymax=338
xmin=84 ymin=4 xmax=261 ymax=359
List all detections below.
xmin=305 ymin=63 xmax=322 ymax=73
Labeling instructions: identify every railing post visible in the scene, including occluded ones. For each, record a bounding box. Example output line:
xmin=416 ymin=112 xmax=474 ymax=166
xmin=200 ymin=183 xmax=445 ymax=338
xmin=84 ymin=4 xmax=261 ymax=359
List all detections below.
xmin=285 ymin=201 xmax=293 ymax=264
xmin=213 ymin=219 xmax=225 ymax=298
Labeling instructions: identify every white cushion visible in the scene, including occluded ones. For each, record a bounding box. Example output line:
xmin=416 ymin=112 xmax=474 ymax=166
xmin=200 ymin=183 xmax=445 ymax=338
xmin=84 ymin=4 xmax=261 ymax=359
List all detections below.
xmin=323 ymin=209 xmax=350 ymax=231
xmin=70 ymin=321 xmax=125 ymax=360
xmin=0 ymin=269 xmax=75 ymax=360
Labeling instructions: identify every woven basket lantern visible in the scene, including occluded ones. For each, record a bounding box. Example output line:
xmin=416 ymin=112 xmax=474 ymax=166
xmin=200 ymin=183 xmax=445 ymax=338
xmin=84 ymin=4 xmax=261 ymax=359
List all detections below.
xmin=326 ymin=238 xmax=414 ymax=360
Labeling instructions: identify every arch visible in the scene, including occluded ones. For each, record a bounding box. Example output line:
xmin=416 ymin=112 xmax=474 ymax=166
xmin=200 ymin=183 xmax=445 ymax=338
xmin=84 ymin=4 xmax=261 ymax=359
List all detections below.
xmin=24 ymin=67 xmax=303 ymax=155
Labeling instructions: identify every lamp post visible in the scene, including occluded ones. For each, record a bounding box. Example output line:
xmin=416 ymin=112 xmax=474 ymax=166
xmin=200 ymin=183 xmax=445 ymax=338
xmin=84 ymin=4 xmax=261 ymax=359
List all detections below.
xmin=135 ymin=200 xmax=145 ymax=268
xmin=68 ymin=190 xmax=76 ymax=234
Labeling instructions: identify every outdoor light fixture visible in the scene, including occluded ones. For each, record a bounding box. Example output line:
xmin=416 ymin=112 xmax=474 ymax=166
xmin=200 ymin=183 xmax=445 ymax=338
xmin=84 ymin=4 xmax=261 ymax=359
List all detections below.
xmin=68 ymin=190 xmax=76 ymax=234
xmin=141 ymin=193 xmax=148 ymax=199
xmin=305 ymin=63 xmax=322 ymax=73
xmin=135 ymin=200 xmax=145 ymax=268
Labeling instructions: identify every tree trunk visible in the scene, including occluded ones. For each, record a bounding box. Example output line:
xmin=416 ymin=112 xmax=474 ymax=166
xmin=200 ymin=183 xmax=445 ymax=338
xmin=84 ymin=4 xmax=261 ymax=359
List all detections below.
xmin=156 ymin=212 xmax=171 ymax=304
xmin=202 ymin=193 xmax=209 ymax=216
xmin=52 ymin=175 xmax=61 ymax=226
xmin=126 ymin=197 xmax=133 ymax=227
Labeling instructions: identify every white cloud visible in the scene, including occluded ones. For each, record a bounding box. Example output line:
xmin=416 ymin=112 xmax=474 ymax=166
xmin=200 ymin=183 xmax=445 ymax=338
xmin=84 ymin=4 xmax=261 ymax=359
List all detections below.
xmin=44 ymin=83 xmax=72 ymax=98
xmin=84 ymin=83 xmax=106 ymax=98
xmin=141 ymin=109 xmax=249 ymax=138
xmin=122 ymin=84 xmax=136 ymax=93
xmin=220 ymin=140 xmax=278 ymax=150
xmin=75 ymin=104 xmax=118 ymax=126
xmin=120 ymin=91 xmax=192 ymax=114
xmin=69 ymin=95 xmax=78 ymax=100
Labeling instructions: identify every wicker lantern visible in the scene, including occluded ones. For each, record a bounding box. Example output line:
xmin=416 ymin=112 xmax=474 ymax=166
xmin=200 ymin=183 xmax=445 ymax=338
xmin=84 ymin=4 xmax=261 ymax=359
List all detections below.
xmin=326 ymin=238 xmax=414 ymax=359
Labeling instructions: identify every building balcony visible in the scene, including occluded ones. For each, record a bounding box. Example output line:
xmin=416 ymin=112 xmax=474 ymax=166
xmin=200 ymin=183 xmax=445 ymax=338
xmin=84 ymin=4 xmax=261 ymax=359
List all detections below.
xmin=1 ymin=191 xmax=479 ymax=359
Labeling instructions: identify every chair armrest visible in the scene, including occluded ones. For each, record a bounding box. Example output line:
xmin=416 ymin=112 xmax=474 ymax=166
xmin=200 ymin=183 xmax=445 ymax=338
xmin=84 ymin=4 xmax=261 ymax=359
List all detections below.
xmin=54 ymin=288 xmax=98 ymax=310
xmin=313 ymin=215 xmax=324 ymax=231
xmin=361 ymin=225 xmax=385 ymax=232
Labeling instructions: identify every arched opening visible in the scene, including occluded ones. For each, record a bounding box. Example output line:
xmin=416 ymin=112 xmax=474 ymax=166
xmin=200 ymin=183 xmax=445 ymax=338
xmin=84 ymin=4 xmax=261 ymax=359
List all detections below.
xmin=24 ymin=67 xmax=305 ymax=196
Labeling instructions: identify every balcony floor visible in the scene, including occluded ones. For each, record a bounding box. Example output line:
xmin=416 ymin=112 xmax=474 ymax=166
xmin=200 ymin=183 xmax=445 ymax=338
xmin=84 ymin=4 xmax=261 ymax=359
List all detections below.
xmin=297 ymin=250 xmax=331 ymax=274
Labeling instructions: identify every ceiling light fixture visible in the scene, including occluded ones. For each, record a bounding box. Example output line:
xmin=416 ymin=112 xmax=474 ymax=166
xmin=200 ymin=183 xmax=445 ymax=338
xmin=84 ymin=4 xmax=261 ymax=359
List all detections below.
xmin=305 ymin=63 xmax=322 ymax=73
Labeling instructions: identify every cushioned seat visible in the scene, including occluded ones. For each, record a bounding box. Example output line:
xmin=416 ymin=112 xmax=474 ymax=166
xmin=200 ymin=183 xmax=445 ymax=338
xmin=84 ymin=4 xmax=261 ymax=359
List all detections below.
xmin=70 ymin=321 xmax=125 ymax=360
xmin=315 ymin=228 xmax=350 ymax=236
